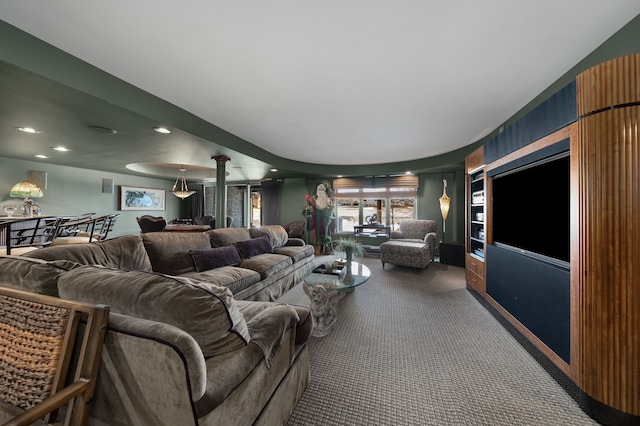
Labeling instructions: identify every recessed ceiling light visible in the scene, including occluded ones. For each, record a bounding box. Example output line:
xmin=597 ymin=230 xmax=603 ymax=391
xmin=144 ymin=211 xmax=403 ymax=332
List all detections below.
xmin=88 ymin=125 xmax=117 ymax=134
xmin=152 ymin=127 xmax=172 ymax=134
xmin=16 ymin=127 xmax=42 ymax=134
xmin=337 ymin=175 xmax=343 ymax=178
xmin=53 ymin=146 xmax=69 ymax=152
xmin=270 ymin=168 xmax=278 ymax=172
xmin=35 ymin=154 xmax=49 ymax=159
xmin=405 ymin=171 xmax=413 ymax=175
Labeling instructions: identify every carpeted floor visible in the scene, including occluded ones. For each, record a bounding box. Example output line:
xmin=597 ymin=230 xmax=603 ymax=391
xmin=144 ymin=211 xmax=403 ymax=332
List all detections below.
xmin=278 ymin=256 xmax=597 ymax=426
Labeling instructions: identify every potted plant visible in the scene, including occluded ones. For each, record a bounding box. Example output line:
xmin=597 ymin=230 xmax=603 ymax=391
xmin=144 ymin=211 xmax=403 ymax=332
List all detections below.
xmin=334 ymin=237 xmax=365 ymax=267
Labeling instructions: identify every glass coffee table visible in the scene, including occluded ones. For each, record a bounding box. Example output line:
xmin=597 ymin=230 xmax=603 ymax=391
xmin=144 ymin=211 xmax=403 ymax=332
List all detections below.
xmin=303 ymin=261 xmax=370 ymax=337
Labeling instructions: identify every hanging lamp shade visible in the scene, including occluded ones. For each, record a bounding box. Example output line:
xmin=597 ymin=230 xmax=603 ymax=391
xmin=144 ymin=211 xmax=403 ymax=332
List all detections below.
xmin=172 ymin=167 xmax=196 ymax=199
xmin=439 ymin=179 xmax=450 ymax=233
xmin=10 ymin=181 xmax=43 ymax=198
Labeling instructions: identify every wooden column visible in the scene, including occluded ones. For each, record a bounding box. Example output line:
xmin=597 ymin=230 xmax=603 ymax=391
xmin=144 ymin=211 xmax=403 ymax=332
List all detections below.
xmin=576 ymin=54 xmax=640 ymax=418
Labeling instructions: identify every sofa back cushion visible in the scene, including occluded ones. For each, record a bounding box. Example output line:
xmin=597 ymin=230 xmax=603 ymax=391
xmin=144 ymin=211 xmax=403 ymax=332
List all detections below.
xmin=57 ymin=265 xmax=250 ymax=357
xmin=189 ymin=246 xmax=242 ymax=272
xmin=397 ymin=220 xmax=437 ymax=241
xmin=248 ymin=225 xmax=289 ymax=249
xmin=207 ymin=227 xmax=251 ymax=248
xmin=141 ymin=232 xmax=211 ymax=275
xmin=24 ymin=235 xmax=152 ymax=272
xmin=0 ymin=256 xmax=80 ymax=296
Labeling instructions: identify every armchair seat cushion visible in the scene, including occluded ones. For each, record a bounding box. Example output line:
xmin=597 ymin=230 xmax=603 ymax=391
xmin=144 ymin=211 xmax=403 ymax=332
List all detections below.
xmin=380 ymin=240 xmax=431 ymax=270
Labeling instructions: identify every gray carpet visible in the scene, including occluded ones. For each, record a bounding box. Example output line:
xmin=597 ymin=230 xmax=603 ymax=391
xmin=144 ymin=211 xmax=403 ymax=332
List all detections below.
xmin=279 ymin=256 xmax=596 ymax=426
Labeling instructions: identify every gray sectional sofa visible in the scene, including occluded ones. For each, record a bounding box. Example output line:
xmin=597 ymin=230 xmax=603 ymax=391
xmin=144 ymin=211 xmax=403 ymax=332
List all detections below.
xmin=0 ymin=225 xmax=316 ymax=425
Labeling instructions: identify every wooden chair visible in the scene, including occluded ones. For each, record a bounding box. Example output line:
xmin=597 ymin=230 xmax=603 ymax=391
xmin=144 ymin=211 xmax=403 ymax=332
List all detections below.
xmin=0 ymin=287 xmax=109 ymax=426
xmin=210 ymin=216 xmax=233 ymax=228
xmin=136 ymin=215 xmax=167 ymax=233
xmin=0 ymin=217 xmax=63 ymax=255
xmin=193 ymin=215 xmax=213 ymax=225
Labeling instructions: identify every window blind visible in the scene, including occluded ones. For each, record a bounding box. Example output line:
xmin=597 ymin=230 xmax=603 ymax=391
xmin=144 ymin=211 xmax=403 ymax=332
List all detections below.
xmin=333 ymin=176 xmax=418 ymax=199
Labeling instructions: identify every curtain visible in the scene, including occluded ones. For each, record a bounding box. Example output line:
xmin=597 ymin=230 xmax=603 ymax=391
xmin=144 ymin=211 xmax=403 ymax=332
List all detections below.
xmin=261 ymin=179 xmax=280 ymax=225
xmin=186 ymin=183 xmax=204 ymax=219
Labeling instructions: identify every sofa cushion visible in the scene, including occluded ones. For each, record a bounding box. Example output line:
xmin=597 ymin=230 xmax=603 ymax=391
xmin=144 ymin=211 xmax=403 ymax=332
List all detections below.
xmin=274 ymin=245 xmax=314 ymax=263
xmin=179 ymin=266 xmax=261 ymax=295
xmin=189 ymin=246 xmax=242 ymax=272
xmin=141 ymin=232 xmax=212 ymax=275
xmin=0 ymin=256 xmax=81 ymax=296
xmin=24 ymin=235 xmax=153 ymax=272
xmin=57 ymin=265 xmax=250 ymax=357
xmin=235 ymin=236 xmax=273 ymax=259
xmin=249 ymin=225 xmax=289 ymax=249
xmin=285 ymin=238 xmax=305 ymax=246
xmin=239 ymin=253 xmax=293 ymax=280
xmin=207 ymin=228 xmax=251 ymax=248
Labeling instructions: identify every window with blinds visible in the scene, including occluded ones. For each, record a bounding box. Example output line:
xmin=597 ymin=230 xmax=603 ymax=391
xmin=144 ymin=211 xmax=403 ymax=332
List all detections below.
xmin=333 ymin=176 xmax=418 ymax=232
xmin=333 ymin=176 xmax=418 ymax=199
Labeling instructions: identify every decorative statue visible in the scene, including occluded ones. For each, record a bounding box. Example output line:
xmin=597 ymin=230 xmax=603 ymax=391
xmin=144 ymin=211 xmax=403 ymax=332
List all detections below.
xmin=304 ymin=182 xmax=335 ymax=254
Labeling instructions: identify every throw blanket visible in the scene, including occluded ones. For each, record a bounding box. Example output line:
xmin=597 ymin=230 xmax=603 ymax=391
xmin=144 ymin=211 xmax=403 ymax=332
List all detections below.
xmin=245 ymin=304 xmax=300 ymax=368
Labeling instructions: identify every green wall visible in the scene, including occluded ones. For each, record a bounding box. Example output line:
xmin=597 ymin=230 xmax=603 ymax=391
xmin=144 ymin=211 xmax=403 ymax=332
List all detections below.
xmin=418 ymin=171 xmax=465 ymax=244
xmin=0 ymin=156 xmax=181 ymax=237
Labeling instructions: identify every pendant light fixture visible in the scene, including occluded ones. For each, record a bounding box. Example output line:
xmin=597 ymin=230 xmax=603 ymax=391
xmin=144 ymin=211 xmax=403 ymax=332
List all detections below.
xmin=172 ymin=167 xmax=196 ymax=199
xmin=439 ymin=178 xmax=451 ymax=240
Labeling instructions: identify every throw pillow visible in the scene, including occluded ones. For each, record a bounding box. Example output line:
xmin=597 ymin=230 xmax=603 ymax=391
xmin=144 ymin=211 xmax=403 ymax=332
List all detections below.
xmin=57 ymin=265 xmax=250 ymax=357
xmin=235 ymin=236 xmax=273 ymax=259
xmin=189 ymin=246 xmax=242 ymax=272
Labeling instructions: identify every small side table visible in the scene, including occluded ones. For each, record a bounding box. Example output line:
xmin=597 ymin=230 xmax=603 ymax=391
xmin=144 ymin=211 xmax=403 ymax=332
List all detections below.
xmin=439 ymin=242 xmax=465 ymax=267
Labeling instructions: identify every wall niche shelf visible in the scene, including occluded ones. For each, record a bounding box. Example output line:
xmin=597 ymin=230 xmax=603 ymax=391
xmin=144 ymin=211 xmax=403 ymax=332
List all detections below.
xmin=465 ymin=146 xmax=486 ymax=293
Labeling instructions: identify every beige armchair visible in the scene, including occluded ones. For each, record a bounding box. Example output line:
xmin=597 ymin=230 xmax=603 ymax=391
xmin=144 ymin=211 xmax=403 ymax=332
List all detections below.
xmin=380 ymin=220 xmax=437 ymax=270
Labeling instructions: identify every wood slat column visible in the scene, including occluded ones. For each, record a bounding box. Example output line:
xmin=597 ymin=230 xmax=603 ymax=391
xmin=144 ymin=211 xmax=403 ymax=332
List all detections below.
xmin=576 ymin=54 xmax=640 ymax=418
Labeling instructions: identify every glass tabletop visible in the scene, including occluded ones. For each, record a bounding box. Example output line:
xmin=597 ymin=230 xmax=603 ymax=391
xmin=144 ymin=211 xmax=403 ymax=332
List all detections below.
xmin=304 ymin=261 xmax=371 ymax=291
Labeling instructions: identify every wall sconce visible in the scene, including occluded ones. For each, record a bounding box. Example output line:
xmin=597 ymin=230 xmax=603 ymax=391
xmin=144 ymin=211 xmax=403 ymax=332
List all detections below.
xmin=172 ymin=167 xmax=196 ymax=199
xmin=439 ymin=178 xmax=450 ymax=240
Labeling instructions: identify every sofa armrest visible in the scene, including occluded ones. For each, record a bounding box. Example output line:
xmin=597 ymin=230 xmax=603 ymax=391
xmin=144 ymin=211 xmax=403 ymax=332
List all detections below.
xmin=285 ymin=238 xmax=305 ymax=247
xmin=424 ymin=232 xmax=437 ymax=260
xmin=106 ymin=312 xmax=208 ymax=401
xmin=390 ymin=231 xmax=404 ymax=239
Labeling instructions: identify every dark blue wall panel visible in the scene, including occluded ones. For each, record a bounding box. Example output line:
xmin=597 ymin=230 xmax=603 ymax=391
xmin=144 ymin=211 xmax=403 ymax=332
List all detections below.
xmin=484 ymin=81 xmax=577 ymax=164
xmin=485 ymin=244 xmax=570 ymax=363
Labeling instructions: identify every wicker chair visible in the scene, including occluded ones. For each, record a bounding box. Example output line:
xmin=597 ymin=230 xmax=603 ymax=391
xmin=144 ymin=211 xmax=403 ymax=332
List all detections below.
xmin=0 ymin=287 xmax=109 ymax=426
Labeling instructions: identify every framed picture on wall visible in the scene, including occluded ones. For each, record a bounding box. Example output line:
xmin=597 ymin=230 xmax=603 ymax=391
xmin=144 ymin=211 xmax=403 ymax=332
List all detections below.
xmin=119 ymin=186 xmax=165 ymax=210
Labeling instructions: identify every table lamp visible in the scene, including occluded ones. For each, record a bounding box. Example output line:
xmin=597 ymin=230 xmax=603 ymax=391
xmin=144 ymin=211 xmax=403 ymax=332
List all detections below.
xmin=10 ymin=181 xmax=43 ymax=216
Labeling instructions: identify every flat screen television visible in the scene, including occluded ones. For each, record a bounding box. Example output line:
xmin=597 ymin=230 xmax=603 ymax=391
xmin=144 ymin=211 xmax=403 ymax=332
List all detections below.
xmin=491 ymin=152 xmax=570 ymax=267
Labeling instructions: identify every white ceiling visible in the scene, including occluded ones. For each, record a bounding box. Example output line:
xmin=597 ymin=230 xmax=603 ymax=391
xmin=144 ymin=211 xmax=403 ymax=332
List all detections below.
xmin=1 ymin=1 xmax=639 ymax=167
